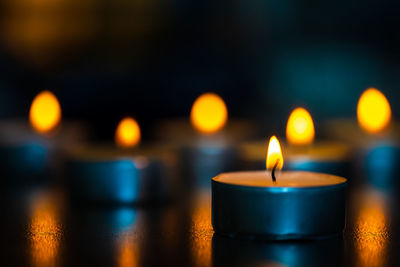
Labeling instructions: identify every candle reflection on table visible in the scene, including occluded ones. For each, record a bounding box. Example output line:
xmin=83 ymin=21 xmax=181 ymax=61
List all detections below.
xmin=350 ymin=188 xmax=390 ymax=267
xmin=117 ymin=223 xmax=139 ymax=267
xmin=28 ymin=192 xmax=63 ymax=267
xmin=212 ymin=234 xmax=343 ymax=267
xmin=190 ymin=191 xmax=213 ymax=267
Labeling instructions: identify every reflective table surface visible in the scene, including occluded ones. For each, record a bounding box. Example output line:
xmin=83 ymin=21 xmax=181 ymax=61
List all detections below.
xmin=1 ymin=170 xmax=399 ymax=267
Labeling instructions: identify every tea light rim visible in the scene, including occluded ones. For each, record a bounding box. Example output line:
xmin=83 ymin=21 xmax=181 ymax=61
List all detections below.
xmin=212 ymin=170 xmax=347 ymax=192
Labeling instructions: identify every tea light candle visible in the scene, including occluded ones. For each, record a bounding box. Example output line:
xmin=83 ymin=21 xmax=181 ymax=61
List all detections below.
xmin=154 ymin=93 xmax=256 ymax=189
xmin=323 ymin=88 xmax=400 ymax=189
xmin=284 ymin=107 xmax=351 ymax=176
xmin=212 ymin=136 xmax=347 ymax=240
xmin=67 ymin=117 xmax=177 ymax=204
xmin=0 ymin=91 xmax=86 ymax=185
xmin=240 ymin=108 xmax=351 ymax=177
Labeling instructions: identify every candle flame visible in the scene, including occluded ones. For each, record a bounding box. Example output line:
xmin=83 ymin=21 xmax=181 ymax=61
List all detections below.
xmin=29 ymin=90 xmax=61 ymax=134
xmin=115 ymin=117 xmax=141 ymax=148
xmin=286 ymin=107 xmax=315 ymax=146
xmin=357 ymin=88 xmax=391 ymax=134
xmin=190 ymin=93 xmax=228 ymax=134
xmin=266 ymin=136 xmax=284 ymax=171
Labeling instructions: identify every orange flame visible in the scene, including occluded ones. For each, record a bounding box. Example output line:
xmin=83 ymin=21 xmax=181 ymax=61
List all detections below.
xmin=115 ymin=117 xmax=141 ymax=148
xmin=29 ymin=90 xmax=61 ymax=134
xmin=286 ymin=107 xmax=315 ymax=146
xmin=357 ymin=88 xmax=391 ymax=134
xmin=266 ymin=136 xmax=284 ymax=171
xmin=190 ymin=93 xmax=228 ymax=134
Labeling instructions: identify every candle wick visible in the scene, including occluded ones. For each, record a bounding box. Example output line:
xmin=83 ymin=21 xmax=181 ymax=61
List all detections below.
xmin=271 ymin=159 xmax=279 ymax=183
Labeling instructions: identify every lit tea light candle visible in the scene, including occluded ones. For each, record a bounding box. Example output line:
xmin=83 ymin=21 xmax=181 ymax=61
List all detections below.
xmin=324 ymin=88 xmax=394 ymax=144
xmin=240 ymin=107 xmax=351 ymax=176
xmin=67 ymin=117 xmax=177 ymax=204
xmin=155 ymin=93 xmax=256 ymax=189
xmin=155 ymin=93 xmax=256 ymax=144
xmin=284 ymin=107 xmax=351 ymax=176
xmin=323 ymin=88 xmax=400 ymax=188
xmin=0 ymin=90 xmax=86 ymax=184
xmin=212 ymin=136 xmax=347 ymax=240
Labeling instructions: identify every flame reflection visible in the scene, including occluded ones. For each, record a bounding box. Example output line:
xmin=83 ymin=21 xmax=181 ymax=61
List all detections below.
xmin=190 ymin=192 xmax=213 ymax=267
xmin=29 ymin=194 xmax=63 ymax=267
xmin=118 ymin=232 xmax=139 ymax=267
xmin=116 ymin=210 xmax=140 ymax=267
xmin=353 ymin=191 xmax=389 ymax=267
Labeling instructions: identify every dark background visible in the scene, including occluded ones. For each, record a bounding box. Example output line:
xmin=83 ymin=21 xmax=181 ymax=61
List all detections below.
xmin=1 ymin=0 xmax=400 ymax=139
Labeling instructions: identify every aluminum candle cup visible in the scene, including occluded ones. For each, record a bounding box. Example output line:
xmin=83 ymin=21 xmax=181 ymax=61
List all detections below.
xmin=0 ymin=120 xmax=86 ymax=185
xmin=67 ymin=146 xmax=177 ymax=205
xmin=180 ymin=142 xmax=239 ymax=189
xmin=323 ymin=119 xmax=400 ymax=189
xmin=284 ymin=143 xmax=351 ymax=177
xmin=154 ymin=119 xmax=256 ymax=189
xmin=212 ymin=171 xmax=347 ymax=240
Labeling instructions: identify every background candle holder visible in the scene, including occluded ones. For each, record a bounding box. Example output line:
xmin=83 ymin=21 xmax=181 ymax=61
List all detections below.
xmin=154 ymin=118 xmax=257 ymax=190
xmin=66 ymin=145 xmax=178 ymax=205
xmin=0 ymin=120 xmax=87 ymax=186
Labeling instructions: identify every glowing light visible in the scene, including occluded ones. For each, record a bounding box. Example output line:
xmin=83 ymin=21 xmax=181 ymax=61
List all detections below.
xmin=29 ymin=195 xmax=62 ymax=267
xmin=354 ymin=193 xmax=389 ymax=267
xmin=190 ymin=93 xmax=228 ymax=134
xmin=357 ymin=88 xmax=391 ymax=134
xmin=190 ymin=192 xmax=213 ymax=267
xmin=286 ymin=107 xmax=315 ymax=146
xmin=115 ymin=117 xmax=141 ymax=148
xmin=118 ymin=235 xmax=138 ymax=267
xmin=266 ymin=136 xmax=284 ymax=171
xmin=29 ymin=91 xmax=61 ymax=134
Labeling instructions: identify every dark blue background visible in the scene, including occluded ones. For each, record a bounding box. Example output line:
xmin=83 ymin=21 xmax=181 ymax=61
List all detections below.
xmin=0 ymin=0 xmax=399 ymax=139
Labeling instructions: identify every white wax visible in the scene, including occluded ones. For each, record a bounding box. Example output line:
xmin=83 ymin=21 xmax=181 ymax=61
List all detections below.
xmin=213 ymin=171 xmax=346 ymax=187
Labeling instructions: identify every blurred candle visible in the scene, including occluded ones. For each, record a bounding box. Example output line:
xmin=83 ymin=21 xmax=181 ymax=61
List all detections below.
xmin=67 ymin=117 xmax=177 ymax=204
xmin=240 ymin=107 xmax=351 ymax=177
xmin=155 ymin=92 xmax=257 ymax=190
xmin=284 ymin=107 xmax=351 ymax=176
xmin=0 ymin=90 xmax=86 ymax=185
xmin=323 ymin=88 xmax=400 ymax=189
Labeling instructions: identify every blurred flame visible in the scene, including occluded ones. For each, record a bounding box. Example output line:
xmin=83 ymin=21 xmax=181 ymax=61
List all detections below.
xmin=29 ymin=91 xmax=61 ymax=134
xmin=266 ymin=136 xmax=284 ymax=171
xmin=190 ymin=93 xmax=228 ymax=134
xmin=29 ymin=195 xmax=62 ymax=267
xmin=357 ymin=88 xmax=391 ymax=134
xmin=286 ymin=107 xmax=315 ymax=146
xmin=115 ymin=117 xmax=141 ymax=148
